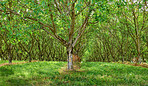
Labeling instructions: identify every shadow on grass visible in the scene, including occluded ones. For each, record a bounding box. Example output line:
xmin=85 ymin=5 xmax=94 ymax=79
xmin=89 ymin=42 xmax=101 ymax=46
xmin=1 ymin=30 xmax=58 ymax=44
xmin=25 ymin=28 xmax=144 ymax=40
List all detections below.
xmin=0 ymin=67 xmax=32 ymax=86
xmin=0 ymin=67 xmax=14 ymax=76
xmin=6 ymin=78 xmax=32 ymax=86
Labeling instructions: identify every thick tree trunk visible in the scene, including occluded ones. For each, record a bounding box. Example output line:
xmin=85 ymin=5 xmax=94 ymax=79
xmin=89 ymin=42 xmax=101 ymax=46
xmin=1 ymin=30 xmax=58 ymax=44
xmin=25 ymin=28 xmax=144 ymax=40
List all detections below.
xmin=67 ymin=46 xmax=73 ymax=70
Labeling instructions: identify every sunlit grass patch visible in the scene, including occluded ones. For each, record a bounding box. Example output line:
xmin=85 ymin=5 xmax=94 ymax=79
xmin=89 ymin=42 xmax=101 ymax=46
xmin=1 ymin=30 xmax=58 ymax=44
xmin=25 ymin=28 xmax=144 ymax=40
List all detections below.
xmin=0 ymin=61 xmax=148 ymax=86
xmin=0 ymin=60 xmax=26 ymax=65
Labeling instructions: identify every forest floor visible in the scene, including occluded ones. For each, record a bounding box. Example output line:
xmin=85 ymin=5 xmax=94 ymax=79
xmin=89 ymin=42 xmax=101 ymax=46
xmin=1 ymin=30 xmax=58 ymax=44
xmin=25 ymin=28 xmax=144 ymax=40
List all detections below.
xmin=115 ymin=61 xmax=148 ymax=68
xmin=0 ymin=60 xmax=148 ymax=68
xmin=125 ymin=62 xmax=148 ymax=68
xmin=0 ymin=61 xmax=148 ymax=86
xmin=0 ymin=60 xmax=39 ymax=67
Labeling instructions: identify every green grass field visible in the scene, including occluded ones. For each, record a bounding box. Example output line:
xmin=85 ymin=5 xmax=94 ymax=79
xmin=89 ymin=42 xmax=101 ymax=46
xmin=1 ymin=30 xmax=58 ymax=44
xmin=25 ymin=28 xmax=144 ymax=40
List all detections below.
xmin=0 ymin=61 xmax=148 ymax=86
xmin=0 ymin=60 xmax=26 ymax=64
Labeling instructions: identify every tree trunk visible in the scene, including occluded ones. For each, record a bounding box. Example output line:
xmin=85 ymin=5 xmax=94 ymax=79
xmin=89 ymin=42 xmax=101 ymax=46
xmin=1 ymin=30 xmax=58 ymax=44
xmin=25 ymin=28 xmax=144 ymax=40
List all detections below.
xmin=107 ymin=55 xmax=110 ymax=62
xmin=8 ymin=45 xmax=12 ymax=63
xmin=137 ymin=37 xmax=141 ymax=63
xmin=67 ymin=46 xmax=73 ymax=70
xmin=29 ymin=52 xmax=32 ymax=62
xmin=122 ymin=56 xmax=124 ymax=63
xmin=8 ymin=52 xmax=12 ymax=63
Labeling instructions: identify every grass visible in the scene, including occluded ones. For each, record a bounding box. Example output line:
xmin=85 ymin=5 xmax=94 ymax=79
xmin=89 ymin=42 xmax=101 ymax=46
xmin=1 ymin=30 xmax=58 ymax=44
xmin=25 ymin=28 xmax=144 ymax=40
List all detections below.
xmin=0 ymin=60 xmax=26 ymax=64
xmin=0 ymin=61 xmax=148 ymax=86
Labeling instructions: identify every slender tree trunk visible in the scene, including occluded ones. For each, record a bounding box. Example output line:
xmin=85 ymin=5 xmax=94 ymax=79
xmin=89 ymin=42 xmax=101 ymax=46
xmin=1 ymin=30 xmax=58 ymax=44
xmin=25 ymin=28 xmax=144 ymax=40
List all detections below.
xmin=8 ymin=0 xmax=13 ymax=64
xmin=8 ymin=44 xmax=12 ymax=63
xmin=106 ymin=55 xmax=110 ymax=62
xmin=8 ymin=52 xmax=12 ymax=63
xmin=136 ymin=37 xmax=141 ymax=63
xmin=29 ymin=52 xmax=32 ymax=62
xmin=122 ymin=56 xmax=124 ymax=63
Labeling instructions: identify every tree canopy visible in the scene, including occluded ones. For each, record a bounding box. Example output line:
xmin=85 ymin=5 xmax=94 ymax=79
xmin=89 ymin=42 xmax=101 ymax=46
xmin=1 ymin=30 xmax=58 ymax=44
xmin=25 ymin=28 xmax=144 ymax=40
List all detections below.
xmin=0 ymin=0 xmax=148 ymax=69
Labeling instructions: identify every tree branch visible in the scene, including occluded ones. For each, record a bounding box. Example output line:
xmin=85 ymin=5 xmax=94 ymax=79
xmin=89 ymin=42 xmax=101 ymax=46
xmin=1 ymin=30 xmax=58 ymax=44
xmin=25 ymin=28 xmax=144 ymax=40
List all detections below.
xmin=54 ymin=0 xmax=63 ymax=14
xmin=72 ymin=9 xmax=92 ymax=47
xmin=1 ymin=7 xmax=68 ymax=46
xmin=75 ymin=1 xmax=90 ymax=16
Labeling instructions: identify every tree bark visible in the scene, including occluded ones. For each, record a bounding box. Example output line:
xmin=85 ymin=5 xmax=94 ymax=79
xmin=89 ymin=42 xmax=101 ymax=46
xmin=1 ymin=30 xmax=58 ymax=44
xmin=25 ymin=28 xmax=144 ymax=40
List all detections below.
xmin=8 ymin=44 xmax=12 ymax=63
xmin=67 ymin=46 xmax=73 ymax=70
xmin=29 ymin=52 xmax=32 ymax=62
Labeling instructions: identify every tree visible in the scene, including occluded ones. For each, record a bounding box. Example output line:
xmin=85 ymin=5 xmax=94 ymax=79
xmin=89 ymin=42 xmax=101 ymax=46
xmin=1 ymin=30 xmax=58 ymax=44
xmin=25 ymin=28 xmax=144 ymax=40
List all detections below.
xmin=116 ymin=0 xmax=148 ymax=62
xmin=0 ymin=0 xmax=105 ymax=69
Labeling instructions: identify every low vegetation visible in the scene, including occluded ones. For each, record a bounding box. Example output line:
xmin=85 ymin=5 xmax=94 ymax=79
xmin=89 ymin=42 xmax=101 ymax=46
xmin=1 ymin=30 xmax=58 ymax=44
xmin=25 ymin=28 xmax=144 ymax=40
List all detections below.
xmin=0 ymin=60 xmax=26 ymax=65
xmin=0 ymin=61 xmax=147 ymax=86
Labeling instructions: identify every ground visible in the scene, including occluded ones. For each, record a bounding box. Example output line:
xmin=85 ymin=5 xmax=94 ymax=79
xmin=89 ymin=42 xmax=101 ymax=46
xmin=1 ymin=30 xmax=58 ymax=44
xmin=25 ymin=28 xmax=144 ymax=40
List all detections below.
xmin=0 ymin=61 xmax=148 ymax=86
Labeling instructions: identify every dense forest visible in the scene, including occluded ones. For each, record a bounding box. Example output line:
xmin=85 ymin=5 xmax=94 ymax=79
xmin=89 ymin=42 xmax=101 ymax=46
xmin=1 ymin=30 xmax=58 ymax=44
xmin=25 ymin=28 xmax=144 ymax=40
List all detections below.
xmin=0 ymin=0 xmax=148 ymax=68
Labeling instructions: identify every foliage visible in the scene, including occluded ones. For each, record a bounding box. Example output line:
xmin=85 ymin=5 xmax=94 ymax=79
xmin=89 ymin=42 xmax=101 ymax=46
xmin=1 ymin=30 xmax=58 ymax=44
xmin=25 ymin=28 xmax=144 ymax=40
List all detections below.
xmin=0 ymin=0 xmax=147 ymax=63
